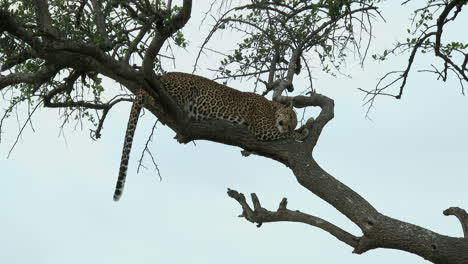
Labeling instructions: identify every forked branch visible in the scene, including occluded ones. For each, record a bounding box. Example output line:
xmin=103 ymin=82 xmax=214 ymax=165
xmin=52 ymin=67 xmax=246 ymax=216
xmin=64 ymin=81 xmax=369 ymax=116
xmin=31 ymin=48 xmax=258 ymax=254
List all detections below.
xmin=227 ymin=189 xmax=360 ymax=248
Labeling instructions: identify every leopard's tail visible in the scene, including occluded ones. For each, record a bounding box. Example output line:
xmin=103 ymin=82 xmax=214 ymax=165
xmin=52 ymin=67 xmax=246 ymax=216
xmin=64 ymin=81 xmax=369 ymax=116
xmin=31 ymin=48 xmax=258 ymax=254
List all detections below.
xmin=113 ymin=90 xmax=144 ymax=201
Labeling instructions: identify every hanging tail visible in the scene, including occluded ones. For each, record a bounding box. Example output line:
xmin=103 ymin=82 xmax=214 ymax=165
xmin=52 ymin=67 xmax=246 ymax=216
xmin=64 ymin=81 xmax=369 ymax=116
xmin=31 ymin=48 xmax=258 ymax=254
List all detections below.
xmin=113 ymin=91 xmax=145 ymax=201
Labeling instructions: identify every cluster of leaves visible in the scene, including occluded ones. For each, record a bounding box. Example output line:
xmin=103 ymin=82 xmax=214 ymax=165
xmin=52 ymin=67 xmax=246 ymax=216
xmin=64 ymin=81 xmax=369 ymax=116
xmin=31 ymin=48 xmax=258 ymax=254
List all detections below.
xmin=353 ymin=0 xmax=468 ymax=118
xmin=370 ymin=0 xmax=467 ymax=98
xmin=1 ymin=0 xmax=189 ymax=139
xmin=375 ymin=1 xmax=465 ymax=59
xmin=1 ymin=0 xmax=189 ymax=74
xmin=199 ymin=0 xmax=380 ymax=89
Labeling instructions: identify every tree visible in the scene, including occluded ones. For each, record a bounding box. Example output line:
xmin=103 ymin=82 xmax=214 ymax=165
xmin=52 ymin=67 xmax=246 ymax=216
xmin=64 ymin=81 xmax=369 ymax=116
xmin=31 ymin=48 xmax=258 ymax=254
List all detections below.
xmin=0 ymin=1 xmax=467 ymax=263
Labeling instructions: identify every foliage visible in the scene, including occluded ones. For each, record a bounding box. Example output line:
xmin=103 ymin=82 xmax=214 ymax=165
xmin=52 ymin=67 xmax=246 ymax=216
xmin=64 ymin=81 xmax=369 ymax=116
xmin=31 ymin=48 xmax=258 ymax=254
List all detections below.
xmin=367 ymin=0 xmax=467 ymax=101
xmin=197 ymin=0 xmax=381 ymax=92
xmin=0 ymin=0 xmax=189 ymax=138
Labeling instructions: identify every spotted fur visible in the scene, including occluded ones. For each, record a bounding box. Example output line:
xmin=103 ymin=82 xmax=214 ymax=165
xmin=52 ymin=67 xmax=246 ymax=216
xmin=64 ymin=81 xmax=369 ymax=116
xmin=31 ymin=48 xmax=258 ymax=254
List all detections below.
xmin=113 ymin=72 xmax=305 ymax=201
xmin=113 ymin=90 xmax=146 ymax=201
xmin=160 ymin=72 xmax=304 ymax=140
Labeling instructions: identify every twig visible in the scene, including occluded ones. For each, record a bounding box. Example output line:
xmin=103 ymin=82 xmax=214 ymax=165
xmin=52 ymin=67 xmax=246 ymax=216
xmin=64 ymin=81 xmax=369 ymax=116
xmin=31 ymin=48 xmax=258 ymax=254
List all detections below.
xmin=7 ymin=99 xmax=42 ymax=158
xmin=137 ymin=120 xmax=162 ymax=181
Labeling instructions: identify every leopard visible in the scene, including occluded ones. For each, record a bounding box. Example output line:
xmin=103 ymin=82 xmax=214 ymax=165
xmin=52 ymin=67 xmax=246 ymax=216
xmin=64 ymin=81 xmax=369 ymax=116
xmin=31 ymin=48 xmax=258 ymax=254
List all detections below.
xmin=113 ymin=72 xmax=307 ymax=201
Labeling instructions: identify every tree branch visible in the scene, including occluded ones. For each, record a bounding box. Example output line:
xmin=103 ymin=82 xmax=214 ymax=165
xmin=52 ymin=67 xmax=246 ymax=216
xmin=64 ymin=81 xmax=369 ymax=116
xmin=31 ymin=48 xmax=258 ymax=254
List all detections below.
xmin=142 ymin=32 xmax=166 ymax=76
xmin=227 ymin=189 xmax=359 ymax=248
xmin=90 ymin=0 xmax=112 ymax=50
xmin=142 ymin=0 xmax=192 ymax=76
xmin=434 ymin=0 xmax=467 ymax=82
xmin=0 ymin=9 xmax=34 ymax=45
xmin=1 ymin=49 xmax=37 ymax=71
xmin=123 ymin=24 xmax=151 ymax=63
xmin=92 ymin=97 xmax=133 ymax=139
xmin=0 ymin=64 xmax=60 ymax=91
xmin=302 ymin=5 xmax=378 ymax=48
xmin=74 ymin=0 xmax=88 ymax=29
xmin=363 ymin=0 xmax=467 ymax=102
xmin=41 ymin=70 xmax=110 ymax=110
xmin=32 ymin=0 xmax=57 ymax=37
xmin=168 ymin=0 xmax=192 ymax=32
xmin=136 ymin=120 xmax=162 ymax=180
xmin=6 ymin=99 xmax=42 ymax=158
xmin=444 ymin=207 xmax=468 ymax=238
xmin=396 ymin=32 xmax=437 ymax=99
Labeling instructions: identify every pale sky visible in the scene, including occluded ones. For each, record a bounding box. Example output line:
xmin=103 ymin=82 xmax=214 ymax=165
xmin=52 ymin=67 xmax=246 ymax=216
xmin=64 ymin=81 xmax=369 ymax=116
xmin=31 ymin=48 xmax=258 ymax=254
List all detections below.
xmin=1 ymin=1 xmax=467 ymax=264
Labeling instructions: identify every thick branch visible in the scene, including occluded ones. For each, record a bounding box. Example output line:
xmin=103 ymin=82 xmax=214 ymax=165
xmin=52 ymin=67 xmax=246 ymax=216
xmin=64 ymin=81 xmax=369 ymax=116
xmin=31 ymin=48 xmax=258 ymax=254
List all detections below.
xmin=227 ymin=189 xmax=359 ymax=248
xmin=74 ymin=0 xmax=88 ymax=28
xmin=142 ymin=0 xmax=192 ymax=76
xmin=43 ymin=40 xmax=141 ymax=85
xmin=90 ymin=0 xmax=112 ymax=50
xmin=286 ymin=47 xmax=302 ymax=81
xmin=1 ymin=49 xmax=37 ymax=71
xmin=142 ymin=32 xmax=166 ymax=76
xmin=32 ymin=0 xmax=57 ymax=37
xmin=0 ymin=64 xmax=60 ymax=90
xmin=273 ymin=93 xmax=334 ymax=148
xmin=0 ymin=9 xmax=34 ymax=45
xmin=168 ymin=0 xmax=192 ymax=32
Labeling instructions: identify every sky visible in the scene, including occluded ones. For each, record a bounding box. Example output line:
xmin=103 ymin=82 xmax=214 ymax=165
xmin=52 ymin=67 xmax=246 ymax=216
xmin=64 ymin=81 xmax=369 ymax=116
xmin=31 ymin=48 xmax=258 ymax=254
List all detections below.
xmin=1 ymin=1 xmax=467 ymax=264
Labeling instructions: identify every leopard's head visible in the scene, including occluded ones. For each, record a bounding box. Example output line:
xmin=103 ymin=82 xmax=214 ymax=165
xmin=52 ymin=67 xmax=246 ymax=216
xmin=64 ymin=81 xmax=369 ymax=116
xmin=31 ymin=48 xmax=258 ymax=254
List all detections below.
xmin=275 ymin=103 xmax=297 ymax=134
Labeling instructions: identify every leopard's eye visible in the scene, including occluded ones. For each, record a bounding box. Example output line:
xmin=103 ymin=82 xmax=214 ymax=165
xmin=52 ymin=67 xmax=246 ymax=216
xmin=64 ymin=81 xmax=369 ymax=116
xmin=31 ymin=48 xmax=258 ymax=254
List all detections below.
xmin=278 ymin=120 xmax=284 ymax=126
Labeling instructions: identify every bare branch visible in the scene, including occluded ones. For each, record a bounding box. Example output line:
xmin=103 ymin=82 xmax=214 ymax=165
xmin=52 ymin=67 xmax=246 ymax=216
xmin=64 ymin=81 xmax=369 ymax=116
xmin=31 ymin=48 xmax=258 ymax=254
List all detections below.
xmin=227 ymin=189 xmax=359 ymax=248
xmin=91 ymin=97 xmax=133 ymax=140
xmin=443 ymin=207 xmax=468 ymax=238
xmin=7 ymin=100 xmax=42 ymax=158
xmin=137 ymin=120 xmax=162 ymax=181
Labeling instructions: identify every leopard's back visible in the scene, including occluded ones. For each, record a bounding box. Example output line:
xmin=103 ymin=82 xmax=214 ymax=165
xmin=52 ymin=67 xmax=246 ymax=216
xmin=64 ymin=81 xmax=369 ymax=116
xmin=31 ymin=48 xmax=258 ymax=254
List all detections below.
xmin=159 ymin=72 xmax=294 ymax=138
